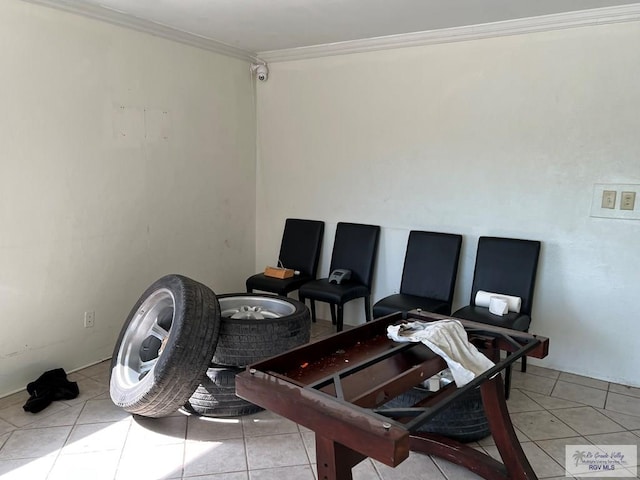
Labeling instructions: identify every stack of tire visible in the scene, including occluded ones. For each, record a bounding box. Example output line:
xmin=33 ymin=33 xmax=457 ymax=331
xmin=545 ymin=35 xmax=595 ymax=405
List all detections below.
xmin=185 ymin=293 xmax=311 ymax=417
xmin=109 ymin=275 xmax=311 ymax=418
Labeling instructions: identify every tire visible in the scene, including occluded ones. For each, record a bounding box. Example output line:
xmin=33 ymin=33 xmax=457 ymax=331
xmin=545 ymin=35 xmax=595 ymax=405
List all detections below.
xmin=185 ymin=365 xmax=263 ymax=417
xmin=212 ymin=294 xmax=311 ymax=367
xmin=110 ymin=274 xmax=221 ymax=417
xmin=383 ymin=386 xmax=490 ymax=443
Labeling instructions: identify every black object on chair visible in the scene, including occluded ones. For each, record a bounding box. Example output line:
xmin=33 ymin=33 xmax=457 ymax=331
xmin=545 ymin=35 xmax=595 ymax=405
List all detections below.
xmin=246 ymin=218 xmax=324 ymax=296
xmin=299 ymin=222 xmax=380 ymax=332
xmin=373 ymin=231 xmax=462 ymax=319
xmin=452 ymin=236 xmax=541 ymax=398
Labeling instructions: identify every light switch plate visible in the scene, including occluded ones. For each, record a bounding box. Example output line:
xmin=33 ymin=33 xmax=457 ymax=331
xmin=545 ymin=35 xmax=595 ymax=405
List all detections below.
xmin=601 ymin=190 xmax=616 ymax=209
xmin=591 ymin=184 xmax=640 ymax=220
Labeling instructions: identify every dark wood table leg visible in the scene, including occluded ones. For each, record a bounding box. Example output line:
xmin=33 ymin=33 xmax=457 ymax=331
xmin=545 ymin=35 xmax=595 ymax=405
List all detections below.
xmin=409 ymin=374 xmax=537 ymax=480
xmin=480 ymin=374 xmax=538 ymax=480
xmin=315 ymin=434 xmax=366 ymax=480
xmin=410 ymin=434 xmax=509 ymax=480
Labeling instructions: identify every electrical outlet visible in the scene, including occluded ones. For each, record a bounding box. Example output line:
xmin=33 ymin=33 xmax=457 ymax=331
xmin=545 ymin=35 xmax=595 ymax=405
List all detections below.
xmin=621 ymin=191 xmax=636 ymax=211
xmin=84 ymin=311 xmax=95 ymax=328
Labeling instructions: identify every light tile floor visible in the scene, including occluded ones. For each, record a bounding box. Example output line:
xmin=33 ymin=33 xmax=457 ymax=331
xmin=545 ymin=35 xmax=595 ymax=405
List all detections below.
xmin=0 ymin=320 xmax=639 ymax=480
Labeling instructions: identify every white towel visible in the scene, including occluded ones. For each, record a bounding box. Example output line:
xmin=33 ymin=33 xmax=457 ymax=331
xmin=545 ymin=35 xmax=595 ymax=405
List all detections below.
xmin=387 ymin=320 xmax=495 ymax=387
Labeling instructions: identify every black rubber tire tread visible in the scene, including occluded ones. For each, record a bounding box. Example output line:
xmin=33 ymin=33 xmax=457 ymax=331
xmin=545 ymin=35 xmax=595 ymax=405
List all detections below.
xmin=383 ymin=386 xmax=490 ymax=443
xmin=212 ymin=294 xmax=311 ymax=367
xmin=185 ymin=365 xmax=262 ymax=417
xmin=110 ymin=274 xmax=221 ymax=418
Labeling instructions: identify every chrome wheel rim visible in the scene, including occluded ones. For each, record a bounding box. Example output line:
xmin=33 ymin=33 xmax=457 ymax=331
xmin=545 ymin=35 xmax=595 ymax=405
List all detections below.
xmin=112 ymin=288 xmax=175 ymax=389
xmin=219 ymin=296 xmax=295 ymax=320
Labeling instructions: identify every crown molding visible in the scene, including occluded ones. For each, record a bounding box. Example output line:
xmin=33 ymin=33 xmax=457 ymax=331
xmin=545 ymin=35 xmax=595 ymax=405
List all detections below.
xmin=258 ymin=3 xmax=640 ymax=63
xmin=20 ymin=1 xmax=640 ymax=64
xmin=21 ymin=0 xmax=257 ymax=62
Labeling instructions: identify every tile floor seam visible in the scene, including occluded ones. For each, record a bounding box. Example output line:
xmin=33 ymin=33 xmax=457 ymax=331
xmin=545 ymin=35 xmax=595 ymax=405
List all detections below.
xmin=2 ymin=416 xmax=19 ymax=429
xmin=590 ymin=413 xmax=630 ymax=433
xmin=297 ymin=426 xmax=314 ymax=471
xmin=44 ymin=423 xmax=75 ymax=480
xmin=179 ymin=416 xmax=188 ymax=480
xmin=370 ymin=458 xmax=383 ymax=479
xmin=0 ymin=432 xmax=10 ymax=451
xmin=549 ymin=374 xmax=560 ymax=400
xmin=73 ymin=402 xmax=88 ymax=432
xmin=240 ymin=411 xmax=251 ymax=479
xmin=559 ymin=379 xmax=610 ymax=392
xmin=183 ymin=412 xmax=196 ymax=480
xmin=112 ymin=413 xmax=135 ymax=480
xmin=602 ymin=400 xmax=640 ymax=419
xmin=0 ymin=429 xmax=16 ymax=457
xmin=544 ymin=408 xmax=601 ymax=438
xmin=431 ymin=454 xmax=451 ymax=480
xmin=608 ymin=389 xmax=640 ymax=401
xmin=530 ymin=440 xmax=575 ymax=475
xmin=526 ymin=432 xmax=583 ymax=443
xmin=0 ymin=420 xmax=17 ymax=442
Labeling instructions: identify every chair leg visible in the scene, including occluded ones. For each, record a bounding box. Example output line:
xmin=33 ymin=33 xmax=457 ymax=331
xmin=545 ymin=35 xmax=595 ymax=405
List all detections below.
xmin=364 ymin=296 xmax=372 ymax=323
xmin=507 ymin=349 xmax=527 ymax=372
xmin=504 ymin=364 xmax=512 ymax=400
xmin=329 ymin=304 xmax=337 ymax=325
xmin=337 ymin=305 xmax=344 ymax=332
xmin=308 ymin=299 xmax=317 ymax=323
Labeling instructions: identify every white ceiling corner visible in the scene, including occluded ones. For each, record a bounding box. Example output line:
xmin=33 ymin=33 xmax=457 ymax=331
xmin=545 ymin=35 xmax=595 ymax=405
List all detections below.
xmin=21 ymin=0 xmax=256 ymax=61
xmin=20 ymin=0 xmax=640 ymax=63
xmin=257 ymin=3 xmax=640 ymax=62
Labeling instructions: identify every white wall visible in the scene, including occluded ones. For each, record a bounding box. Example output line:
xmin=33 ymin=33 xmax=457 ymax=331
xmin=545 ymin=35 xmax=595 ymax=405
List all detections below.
xmin=256 ymin=22 xmax=640 ymax=386
xmin=0 ymin=1 xmax=256 ymax=396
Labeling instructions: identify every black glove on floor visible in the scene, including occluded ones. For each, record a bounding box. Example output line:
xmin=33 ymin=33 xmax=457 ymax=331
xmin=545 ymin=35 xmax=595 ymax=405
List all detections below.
xmin=23 ymin=368 xmax=80 ymax=413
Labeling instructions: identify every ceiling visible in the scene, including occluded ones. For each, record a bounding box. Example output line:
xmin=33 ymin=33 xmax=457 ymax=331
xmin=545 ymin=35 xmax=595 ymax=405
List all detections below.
xmin=30 ymin=0 xmax=640 ymax=56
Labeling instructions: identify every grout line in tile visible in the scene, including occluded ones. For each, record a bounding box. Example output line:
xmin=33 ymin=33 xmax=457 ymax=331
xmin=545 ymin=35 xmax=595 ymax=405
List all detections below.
xmin=549 ymin=382 xmax=557 ymax=398
xmin=299 ymin=425 xmax=314 ymax=469
xmin=549 ymin=374 xmax=560 ymax=399
xmin=557 ymin=374 xmax=610 ymax=392
xmin=240 ymin=411 xmax=251 ymax=477
xmin=179 ymin=416 xmax=188 ymax=480
xmin=430 ymin=454 xmax=450 ymax=480
xmin=47 ymin=420 xmax=77 ymax=478
xmin=370 ymin=458 xmax=382 ymax=479
xmin=517 ymin=390 xmax=576 ymax=411
xmin=113 ymin=412 xmax=135 ymax=480
xmin=607 ymin=389 xmax=640 ymax=402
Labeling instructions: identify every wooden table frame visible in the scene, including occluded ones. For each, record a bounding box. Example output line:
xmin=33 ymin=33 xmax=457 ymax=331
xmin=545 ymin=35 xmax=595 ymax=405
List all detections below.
xmin=236 ymin=311 xmax=549 ymax=480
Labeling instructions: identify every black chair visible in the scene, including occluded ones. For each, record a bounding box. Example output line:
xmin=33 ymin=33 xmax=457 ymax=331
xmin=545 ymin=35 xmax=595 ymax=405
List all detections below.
xmin=299 ymin=222 xmax=380 ymax=332
xmin=246 ymin=219 xmax=324 ymax=296
xmin=452 ymin=236 xmax=541 ymax=397
xmin=373 ymin=231 xmax=462 ymax=319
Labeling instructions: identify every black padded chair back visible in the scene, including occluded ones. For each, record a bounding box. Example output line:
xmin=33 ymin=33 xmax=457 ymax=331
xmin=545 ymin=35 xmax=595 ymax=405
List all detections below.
xmin=279 ymin=219 xmax=325 ymax=277
xmin=329 ymin=223 xmax=380 ymax=288
xmin=400 ymin=231 xmax=462 ymax=303
xmin=470 ymin=237 xmax=541 ymax=316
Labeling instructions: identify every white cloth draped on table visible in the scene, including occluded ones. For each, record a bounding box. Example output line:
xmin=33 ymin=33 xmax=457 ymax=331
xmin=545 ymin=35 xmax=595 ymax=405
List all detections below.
xmin=387 ymin=320 xmax=495 ymax=387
